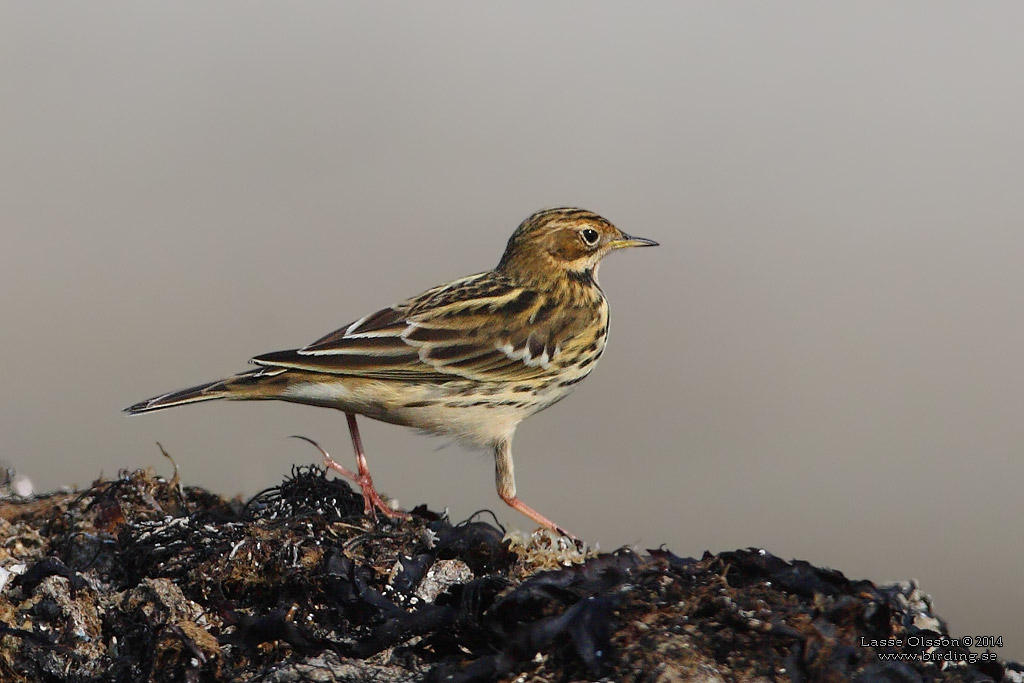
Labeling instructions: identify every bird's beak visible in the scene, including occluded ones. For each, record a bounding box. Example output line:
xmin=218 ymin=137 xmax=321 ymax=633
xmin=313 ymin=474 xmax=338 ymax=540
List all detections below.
xmin=609 ymin=233 xmax=659 ymax=249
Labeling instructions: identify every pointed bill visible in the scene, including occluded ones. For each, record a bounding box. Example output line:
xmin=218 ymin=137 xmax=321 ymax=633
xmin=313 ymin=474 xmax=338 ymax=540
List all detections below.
xmin=609 ymin=233 xmax=659 ymax=249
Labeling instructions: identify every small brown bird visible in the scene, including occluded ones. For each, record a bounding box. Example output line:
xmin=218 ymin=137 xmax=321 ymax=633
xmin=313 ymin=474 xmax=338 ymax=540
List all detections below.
xmin=126 ymin=208 xmax=657 ymax=535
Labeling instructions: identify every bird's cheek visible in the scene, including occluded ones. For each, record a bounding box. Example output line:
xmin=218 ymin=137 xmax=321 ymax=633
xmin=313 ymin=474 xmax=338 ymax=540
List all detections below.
xmin=545 ymin=243 xmax=573 ymax=262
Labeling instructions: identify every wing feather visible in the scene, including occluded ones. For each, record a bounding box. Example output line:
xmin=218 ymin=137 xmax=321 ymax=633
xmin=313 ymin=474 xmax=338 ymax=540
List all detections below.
xmin=250 ymin=271 xmax=598 ymax=382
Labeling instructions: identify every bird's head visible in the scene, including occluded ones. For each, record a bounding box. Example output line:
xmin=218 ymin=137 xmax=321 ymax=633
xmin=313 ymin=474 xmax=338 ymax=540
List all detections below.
xmin=497 ymin=208 xmax=657 ymax=284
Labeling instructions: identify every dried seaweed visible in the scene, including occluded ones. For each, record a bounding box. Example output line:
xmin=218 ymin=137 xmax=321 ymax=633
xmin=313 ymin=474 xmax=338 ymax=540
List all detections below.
xmin=0 ymin=464 xmax=1017 ymax=682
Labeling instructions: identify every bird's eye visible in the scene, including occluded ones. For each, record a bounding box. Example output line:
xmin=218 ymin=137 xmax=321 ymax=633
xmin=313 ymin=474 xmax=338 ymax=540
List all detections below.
xmin=580 ymin=228 xmax=600 ymax=245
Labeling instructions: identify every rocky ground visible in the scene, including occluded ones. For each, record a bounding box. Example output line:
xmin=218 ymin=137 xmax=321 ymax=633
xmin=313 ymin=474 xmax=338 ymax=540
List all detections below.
xmin=0 ymin=462 xmax=1018 ymax=682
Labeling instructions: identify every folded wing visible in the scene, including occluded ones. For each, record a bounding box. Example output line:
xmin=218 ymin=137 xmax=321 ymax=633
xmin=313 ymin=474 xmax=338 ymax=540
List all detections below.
xmin=250 ymin=272 xmax=588 ymax=383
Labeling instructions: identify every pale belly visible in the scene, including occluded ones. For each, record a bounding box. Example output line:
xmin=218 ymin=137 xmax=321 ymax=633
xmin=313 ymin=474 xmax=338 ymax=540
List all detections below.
xmin=279 ymin=374 xmax=582 ymax=448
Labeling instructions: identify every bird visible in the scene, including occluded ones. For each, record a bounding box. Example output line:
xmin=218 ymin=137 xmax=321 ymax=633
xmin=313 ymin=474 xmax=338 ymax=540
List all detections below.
xmin=125 ymin=207 xmax=657 ymax=536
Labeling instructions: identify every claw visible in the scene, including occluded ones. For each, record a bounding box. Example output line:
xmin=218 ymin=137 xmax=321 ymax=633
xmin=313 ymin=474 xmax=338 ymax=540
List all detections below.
xmin=289 ymin=433 xmax=409 ymax=521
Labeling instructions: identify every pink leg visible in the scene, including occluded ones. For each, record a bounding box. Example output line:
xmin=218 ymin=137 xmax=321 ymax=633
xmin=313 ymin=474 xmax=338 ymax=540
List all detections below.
xmin=494 ymin=438 xmax=575 ymax=539
xmin=337 ymin=412 xmax=409 ymax=519
xmin=293 ymin=415 xmax=409 ymax=521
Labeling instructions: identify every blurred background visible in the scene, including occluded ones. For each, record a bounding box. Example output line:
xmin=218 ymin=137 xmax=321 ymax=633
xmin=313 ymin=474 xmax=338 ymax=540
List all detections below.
xmin=3 ymin=1 xmax=1022 ymax=659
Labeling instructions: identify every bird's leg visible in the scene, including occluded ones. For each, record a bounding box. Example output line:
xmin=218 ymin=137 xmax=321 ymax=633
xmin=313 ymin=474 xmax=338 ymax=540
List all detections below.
xmin=320 ymin=412 xmax=409 ymax=520
xmin=494 ymin=438 xmax=575 ymax=539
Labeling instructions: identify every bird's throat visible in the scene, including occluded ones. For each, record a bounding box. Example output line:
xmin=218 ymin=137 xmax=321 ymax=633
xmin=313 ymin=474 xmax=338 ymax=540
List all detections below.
xmin=565 ymin=266 xmax=595 ymax=286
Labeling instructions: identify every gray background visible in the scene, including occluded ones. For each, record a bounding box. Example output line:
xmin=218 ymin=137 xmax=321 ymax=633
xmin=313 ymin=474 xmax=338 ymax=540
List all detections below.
xmin=3 ymin=2 xmax=1022 ymax=660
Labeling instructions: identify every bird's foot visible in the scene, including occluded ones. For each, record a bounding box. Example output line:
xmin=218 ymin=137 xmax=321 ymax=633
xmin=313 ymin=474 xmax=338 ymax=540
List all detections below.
xmin=501 ymin=494 xmax=576 ymax=541
xmin=290 ymin=435 xmax=410 ymax=521
xmin=328 ymin=459 xmax=411 ymax=521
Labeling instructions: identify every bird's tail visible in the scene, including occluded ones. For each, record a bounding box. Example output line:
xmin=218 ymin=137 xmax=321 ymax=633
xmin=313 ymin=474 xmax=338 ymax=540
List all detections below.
xmin=124 ymin=368 xmax=281 ymax=415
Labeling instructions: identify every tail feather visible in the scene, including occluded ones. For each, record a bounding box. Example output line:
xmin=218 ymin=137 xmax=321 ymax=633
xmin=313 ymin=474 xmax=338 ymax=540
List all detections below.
xmin=124 ymin=378 xmax=236 ymax=414
xmin=124 ymin=364 xmax=292 ymax=414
